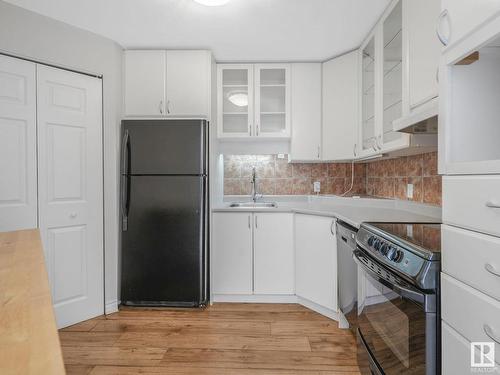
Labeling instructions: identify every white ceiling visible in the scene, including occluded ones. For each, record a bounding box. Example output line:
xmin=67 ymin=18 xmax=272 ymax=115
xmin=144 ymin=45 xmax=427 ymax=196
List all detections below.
xmin=4 ymin=0 xmax=390 ymax=62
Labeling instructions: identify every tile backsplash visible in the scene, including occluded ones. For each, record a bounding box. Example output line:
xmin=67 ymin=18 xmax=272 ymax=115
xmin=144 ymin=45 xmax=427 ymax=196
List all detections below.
xmin=223 ymin=152 xmax=442 ymax=206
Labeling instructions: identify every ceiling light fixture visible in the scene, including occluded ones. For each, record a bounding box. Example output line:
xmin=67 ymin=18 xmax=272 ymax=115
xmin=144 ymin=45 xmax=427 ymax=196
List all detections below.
xmin=227 ymin=92 xmax=248 ymax=107
xmin=193 ymin=0 xmax=231 ymax=6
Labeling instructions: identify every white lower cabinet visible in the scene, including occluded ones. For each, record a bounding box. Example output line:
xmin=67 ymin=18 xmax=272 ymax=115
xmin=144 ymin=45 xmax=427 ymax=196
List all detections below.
xmin=254 ymin=213 xmax=294 ymax=295
xmin=212 ymin=212 xmax=253 ymax=295
xmin=295 ymin=214 xmax=337 ymax=311
xmin=212 ymin=212 xmax=294 ymax=297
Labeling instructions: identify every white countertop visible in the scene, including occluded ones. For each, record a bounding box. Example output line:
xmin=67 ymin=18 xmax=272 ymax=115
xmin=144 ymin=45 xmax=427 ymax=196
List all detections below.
xmin=212 ymin=195 xmax=441 ymax=229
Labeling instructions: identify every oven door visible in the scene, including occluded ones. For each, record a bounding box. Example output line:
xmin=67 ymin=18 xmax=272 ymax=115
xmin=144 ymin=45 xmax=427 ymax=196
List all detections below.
xmin=353 ymin=248 xmax=438 ymax=375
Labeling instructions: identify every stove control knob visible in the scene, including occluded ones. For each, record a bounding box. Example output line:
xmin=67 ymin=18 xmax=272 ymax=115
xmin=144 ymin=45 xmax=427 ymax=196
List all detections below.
xmin=389 ymin=248 xmax=404 ymax=263
xmin=367 ymin=236 xmax=375 ymax=246
xmin=373 ymin=239 xmax=381 ymax=251
xmin=380 ymin=243 xmax=389 ymax=255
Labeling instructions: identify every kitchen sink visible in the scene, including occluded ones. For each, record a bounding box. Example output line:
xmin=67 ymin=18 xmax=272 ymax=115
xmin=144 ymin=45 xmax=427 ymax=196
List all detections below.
xmin=229 ymin=202 xmax=278 ymax=208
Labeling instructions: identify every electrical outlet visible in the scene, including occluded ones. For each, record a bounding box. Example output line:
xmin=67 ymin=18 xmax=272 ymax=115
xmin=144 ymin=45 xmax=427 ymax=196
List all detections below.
xmin=313 ymin=181 xmax=321 ymax=193
xmin=407 ymin=183 xmax=414 ymax=199
xmin=277 ymin=154 xmax=286 ymax=159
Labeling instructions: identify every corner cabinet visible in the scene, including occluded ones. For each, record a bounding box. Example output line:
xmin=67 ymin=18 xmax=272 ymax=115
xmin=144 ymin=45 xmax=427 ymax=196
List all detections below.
xmin=217 ymin=64 xmax=291 ymax=139
xmin=124 ymin=50 xmax=212 ymax=118
xmin=295 ymin=214 xmax=338 ymax=313
xmin=211 ymin=212 xmax=294 ymax=299
xmin=358 ymin=0 xmax=437 ymax=158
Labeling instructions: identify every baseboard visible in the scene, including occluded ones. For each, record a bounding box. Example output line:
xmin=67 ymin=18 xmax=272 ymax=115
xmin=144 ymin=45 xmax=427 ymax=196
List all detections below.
xmin=212 ymin=294 xmax=298 ymax=303
xmin=296 ymin=296 xmax=339 ymax=321
xmin=105 ymin=299 xmax=119 ymax=314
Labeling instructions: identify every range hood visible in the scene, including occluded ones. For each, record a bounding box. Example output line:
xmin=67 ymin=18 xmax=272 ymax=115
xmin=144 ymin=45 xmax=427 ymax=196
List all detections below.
xmin=393 ymin=97 xmax=438 ymax=134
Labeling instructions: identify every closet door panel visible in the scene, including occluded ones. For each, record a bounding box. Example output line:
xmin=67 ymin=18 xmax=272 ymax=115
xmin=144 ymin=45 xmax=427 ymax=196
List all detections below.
xmin=0 ymin=55 xmax=37 ymax=231
xmin=37 ymin=65 xmax=104 ymax=328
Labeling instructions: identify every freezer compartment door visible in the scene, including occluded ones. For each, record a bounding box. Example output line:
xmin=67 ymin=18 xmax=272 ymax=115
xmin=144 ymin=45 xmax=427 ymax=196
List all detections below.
xmin=121 ymin=175 xmax=206 ymax=305
xmin=123 ymin=120 xmax=207 ymax=175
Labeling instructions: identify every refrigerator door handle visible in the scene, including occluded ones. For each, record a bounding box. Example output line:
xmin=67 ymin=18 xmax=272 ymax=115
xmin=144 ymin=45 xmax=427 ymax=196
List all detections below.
xmin=121 ymin=130 xmax=130 ymax=231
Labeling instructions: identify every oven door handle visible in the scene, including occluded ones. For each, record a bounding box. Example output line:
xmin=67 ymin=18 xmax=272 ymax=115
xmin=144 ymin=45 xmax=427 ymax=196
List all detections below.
xmin=353 ymin=249 xmax=432 ymax=307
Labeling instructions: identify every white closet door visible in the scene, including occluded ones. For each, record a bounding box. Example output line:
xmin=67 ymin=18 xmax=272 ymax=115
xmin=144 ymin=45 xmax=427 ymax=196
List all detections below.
xmin=37 ymin=65 xmax=104 ymax=328
xmin=0 ymin=55 xmax=37 ymax=231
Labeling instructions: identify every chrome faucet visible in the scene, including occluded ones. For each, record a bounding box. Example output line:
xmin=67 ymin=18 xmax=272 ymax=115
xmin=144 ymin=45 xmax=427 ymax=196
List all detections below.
xmin=250 ymin=167 xmax=263 ymax=203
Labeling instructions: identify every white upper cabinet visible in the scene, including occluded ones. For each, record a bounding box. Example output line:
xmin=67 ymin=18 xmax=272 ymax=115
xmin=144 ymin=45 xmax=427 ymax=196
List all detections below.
xmin=165 ymin=50 xmax=211 ymax=118
xmin=289 ymin=63 xmax=322 ymax=162
xmin=217 ymin=64 xmax=290 ymax=139
xmin=405 ymin=0 xmax=441 ymax=110
xmin=217 ymin=64 xmax=254 ymax=138
xmin=359 ymin=34 xmax=379 ymax=157
xmin=322 ymin=52 xmax=359 ymax=161
xmin=124 ymin=50 xmax=166 ymax=117
xmin=124 ymin=50 xmax=211 ymax=118
xmin=380 ymin=0 xmax=409 ymax=150
xmin=254 ymin=64 xmax=291 ymax=138
xmin=438 ymin=0 xmax=500 ymax=49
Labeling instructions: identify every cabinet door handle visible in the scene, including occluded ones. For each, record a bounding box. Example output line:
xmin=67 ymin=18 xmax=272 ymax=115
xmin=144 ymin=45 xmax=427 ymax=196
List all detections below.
xmin=330 ymin=220 xmax=335 ymax=235
xmin=485 ymin=263 xmax=500 ymax=277
xmin=166 ymin=100 xmax=171 ymax=114
xmin=353 ymin=143 xmax=357 ymax=157
xmin=248 ymin=215 xmax=251 ymax=229
xmin=436 ymin=67 xmax=439 ymax=84
xmin=249 ymin=124 xmax=252 ymax=136
xmin=317 ymin=146 xmax=320 ymax=159
xmin=486 ymin=201 xmax=500 ymax=209
xmin=484 ymin=324 xmax=500 ymax=344
xmin=255 ymin=215 xmax=258 ymax=229
xmin=256 ymin=123 xmax=260 ymax=136
xmin=436 ymin=9 xmax=449 ymax=46
xmin=159 ymin=101 xmax=163 ymax=114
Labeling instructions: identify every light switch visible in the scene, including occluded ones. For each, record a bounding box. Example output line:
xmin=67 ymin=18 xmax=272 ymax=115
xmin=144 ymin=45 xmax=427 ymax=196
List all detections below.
xmin=407 ymin=183 xmax=414 ymax=199
xmin=313 ymin=181 xmax=321 ymax=193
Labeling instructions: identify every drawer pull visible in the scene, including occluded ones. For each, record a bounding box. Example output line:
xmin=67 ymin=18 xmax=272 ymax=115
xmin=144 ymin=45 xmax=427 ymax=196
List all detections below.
xmin=486 ymin=201 xmax=500 ymax=209
xmin=484 ymin=324 xmax=500 ymax=344
xmin=485 ymin=263 xmax=500 ymax=277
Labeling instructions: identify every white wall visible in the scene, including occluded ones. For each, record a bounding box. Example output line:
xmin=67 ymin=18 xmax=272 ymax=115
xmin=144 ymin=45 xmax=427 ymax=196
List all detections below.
xmin=0 ymin=0 xmax=123 ymax=313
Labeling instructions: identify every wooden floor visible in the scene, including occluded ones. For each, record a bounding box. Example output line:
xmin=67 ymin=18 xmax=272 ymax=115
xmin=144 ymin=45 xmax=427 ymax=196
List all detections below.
xmin=59 ymin=303 xmax=360 ymax=375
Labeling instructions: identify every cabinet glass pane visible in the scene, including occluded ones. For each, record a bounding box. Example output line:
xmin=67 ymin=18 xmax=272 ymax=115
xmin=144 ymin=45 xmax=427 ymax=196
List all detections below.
xmin=223 ymin=69 xmax=248 ymax=86
xmin=362 ymin=37 xmax=376 ymax=150
xmin=222 ymin=69 xmax=249 ymax=134
xmin=382 ymin=1 xmax=403 ymax=144
xmin=259 ymin=68 xmax=287 ymax=134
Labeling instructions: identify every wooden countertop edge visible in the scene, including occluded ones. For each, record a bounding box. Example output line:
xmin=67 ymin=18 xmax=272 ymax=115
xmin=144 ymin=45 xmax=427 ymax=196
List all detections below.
xmin=0 ymin=229 xmax=66 ymax=375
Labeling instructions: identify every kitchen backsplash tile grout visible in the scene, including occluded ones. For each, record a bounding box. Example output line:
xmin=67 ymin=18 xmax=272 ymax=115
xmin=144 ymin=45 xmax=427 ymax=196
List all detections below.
xmin=223 ymin=152 xmax=441 ymax=206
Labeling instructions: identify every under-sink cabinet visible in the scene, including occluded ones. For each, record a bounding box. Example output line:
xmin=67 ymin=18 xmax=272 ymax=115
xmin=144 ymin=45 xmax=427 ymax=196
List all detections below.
xmin=295 ymin=214 xmax=338 ymax=313
xmin=211 ymin=212 xmax=294 ymax=299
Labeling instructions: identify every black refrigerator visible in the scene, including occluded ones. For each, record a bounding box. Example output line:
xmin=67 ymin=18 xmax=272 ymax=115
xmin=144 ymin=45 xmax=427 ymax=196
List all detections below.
xmin=120 ymin=119 xmax=208 ymax=307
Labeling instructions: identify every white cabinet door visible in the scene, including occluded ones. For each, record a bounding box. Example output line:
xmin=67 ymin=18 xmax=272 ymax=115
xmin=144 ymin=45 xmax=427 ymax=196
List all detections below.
xmin=37 ymin=65 xmax=104 ymax=328
xmin=212 ymin=212 xmax=253 ymax=295
xmin=439 ymin=0 xmax=500 ymax=48
xmin=289 ymin=63 xmax=322 ymax=162
xmin=322 ymin=52 xmax=359 ymax=161
xmin=405 ymin=0 xmax=441 ymax=109
xmin=295 ymin=214 xmax=337 ymax=311
xmin=217 ymin=64 xmax=254 ymax=138
xmin=253 ymin=213 xmax=294 ymax=295
xmin=254 ymin=64 xmax=291 ymax=138
xmin=166 ymin=50 xmax=210 ymax=118
xmin=124 ymin=50 xmax=166 ymax=117
xmin=0 ymin=55 xmax=37 ymax=232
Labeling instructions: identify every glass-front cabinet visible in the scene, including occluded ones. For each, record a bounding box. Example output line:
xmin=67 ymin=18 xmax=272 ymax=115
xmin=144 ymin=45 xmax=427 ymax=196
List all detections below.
xmin=254 ymin=65 xmax=291 ymax=138
xmin=360 ymin=36 xmax=377 ymax=155
xmin=217 ymin=64 xmax=290 ymax=139
xmin=358 ymin=0 xmax=410 ymax=157
xmin=381 ymin=0 xmax=408 ymax=149
xmin=217 ymin=65 xmax=253 ymax=138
